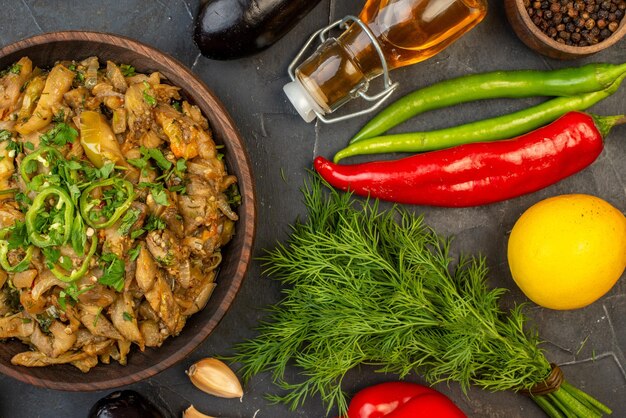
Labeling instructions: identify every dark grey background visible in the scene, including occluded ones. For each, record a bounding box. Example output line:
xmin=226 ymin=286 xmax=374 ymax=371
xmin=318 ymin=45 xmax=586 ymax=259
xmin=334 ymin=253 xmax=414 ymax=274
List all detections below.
xmin=0 ymin=0 xmax=625 ymax=417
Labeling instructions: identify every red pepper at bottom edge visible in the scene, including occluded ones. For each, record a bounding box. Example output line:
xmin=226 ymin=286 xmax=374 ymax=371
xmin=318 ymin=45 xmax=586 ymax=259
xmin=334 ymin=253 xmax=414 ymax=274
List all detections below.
xmin=345 ymin=381 xmax=466 ymax=418
xmin=384 ymin=393 xmax=466 ymax=418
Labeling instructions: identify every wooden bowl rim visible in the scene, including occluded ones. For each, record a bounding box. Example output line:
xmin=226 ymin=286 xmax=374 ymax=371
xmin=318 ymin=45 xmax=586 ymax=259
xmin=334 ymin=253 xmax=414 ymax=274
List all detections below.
xmin=509 ymin=0 xmax=626 ymax=55
xmin=0 ymin=31 xmax=256 ymax=391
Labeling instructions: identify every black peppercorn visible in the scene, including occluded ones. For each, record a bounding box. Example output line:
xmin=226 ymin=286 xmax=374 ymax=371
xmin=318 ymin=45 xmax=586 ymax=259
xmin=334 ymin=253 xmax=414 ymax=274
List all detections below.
xmin=526 ymin=0 xmax=625 ymax=46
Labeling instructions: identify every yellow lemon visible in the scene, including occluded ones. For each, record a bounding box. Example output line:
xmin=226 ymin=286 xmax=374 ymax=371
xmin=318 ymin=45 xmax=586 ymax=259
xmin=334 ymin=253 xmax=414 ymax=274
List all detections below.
xmin=507 ymin=194 xmax=626 ymax=310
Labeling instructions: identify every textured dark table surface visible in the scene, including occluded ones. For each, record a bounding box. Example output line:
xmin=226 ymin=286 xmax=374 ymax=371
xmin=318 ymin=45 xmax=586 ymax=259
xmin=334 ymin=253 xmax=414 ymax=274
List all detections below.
xmin=0 ymin=1 xmax=625 ymax=417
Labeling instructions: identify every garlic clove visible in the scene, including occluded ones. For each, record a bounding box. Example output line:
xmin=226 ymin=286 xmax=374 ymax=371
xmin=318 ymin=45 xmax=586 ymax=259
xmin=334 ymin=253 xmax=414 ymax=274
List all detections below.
xmin=186 ymin=358 xmax=244 ymax=399
xmin=183 ymin=405 xmax=215 ymax=418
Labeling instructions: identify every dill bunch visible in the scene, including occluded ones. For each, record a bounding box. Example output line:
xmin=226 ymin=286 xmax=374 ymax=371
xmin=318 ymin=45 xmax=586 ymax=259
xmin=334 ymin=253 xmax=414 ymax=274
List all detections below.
xmin=231 ymin=175 xmax=611 ymax=417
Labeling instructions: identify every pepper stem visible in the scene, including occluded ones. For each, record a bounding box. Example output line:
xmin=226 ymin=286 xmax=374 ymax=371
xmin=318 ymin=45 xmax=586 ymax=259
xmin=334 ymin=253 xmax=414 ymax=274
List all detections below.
xmin=591 ymin=114 xmax=626 ymax=138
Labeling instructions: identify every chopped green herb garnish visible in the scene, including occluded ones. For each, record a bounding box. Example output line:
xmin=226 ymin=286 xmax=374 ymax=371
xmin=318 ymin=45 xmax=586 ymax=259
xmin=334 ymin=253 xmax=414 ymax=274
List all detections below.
xmin=120 ymin=64 xmax=136 ymax=77
xmin=40 ymin=122 xmax=78 ymax=147
xmin=144 ymin=147 xmax=171 ymax=171
xmin=6 ymin=221 xmax=29 ymax=250
xmin=142 ymin=81 xmax=157 ymax=107
xmin=41 ymin=247 xmax=61 ymax=269
xmin=176 ymin=159 xmax=187 ymax=173
xmin=14 ymin=192 xmax=32 ymax=212
xmin=58 ymin=284 xmax=93 ymax=311
xmin=93 ymin=307 xmax=103 ymax=327
xmin=22 ymin=157 xmax=38 ymax=175
xmin=74 ymin=71 xmax=85 ymax=84
xmin=98 ymin=161 xmax=116 ymax=179
xmin=57 ymin=255 xmax=73 ymax=271
xmin=151 ymin=187 xmax=169 ymax=206
xmin=139 ymin=181 xmax=169 ymax=206
xmin=0 ymin=130 xmax=21 ymax=155
xmin=99 ymin=252 xmax=125 ymax=292
xmin=24 ymin=142 xmax=34 ymax=151
xmin=118 ymin=208 xmax=141 ymax=235
xmin=128 ymin=245 xmax=141 ymax=261
xmin=130 ymin=215 xmax=165 ymax=239
xmin=127 ymin=157 xmax=147 ymax=170
xmin=226 ymin=183 xmax=241 ymax=206
xmin=123 ymin=312 xmax=133 ymax=322
xmin=52 ymin=110 xmax=66 ymax=124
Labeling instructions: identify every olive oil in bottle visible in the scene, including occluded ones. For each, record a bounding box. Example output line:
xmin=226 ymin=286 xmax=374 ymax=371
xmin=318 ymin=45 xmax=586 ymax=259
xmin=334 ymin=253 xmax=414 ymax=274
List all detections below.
xmin=284 ymin=0 xmax=487 ymax=122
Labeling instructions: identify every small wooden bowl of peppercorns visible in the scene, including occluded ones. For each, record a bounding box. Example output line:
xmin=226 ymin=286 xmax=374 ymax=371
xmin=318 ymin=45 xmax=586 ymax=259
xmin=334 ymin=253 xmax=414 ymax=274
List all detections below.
xmin=505 ymin=0 xmax=626 ymax=59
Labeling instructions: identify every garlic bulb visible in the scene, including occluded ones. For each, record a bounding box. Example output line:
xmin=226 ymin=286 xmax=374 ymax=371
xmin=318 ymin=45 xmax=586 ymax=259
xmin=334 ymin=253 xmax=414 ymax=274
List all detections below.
xmin=186 ymin=358 xmax=243 ymax=399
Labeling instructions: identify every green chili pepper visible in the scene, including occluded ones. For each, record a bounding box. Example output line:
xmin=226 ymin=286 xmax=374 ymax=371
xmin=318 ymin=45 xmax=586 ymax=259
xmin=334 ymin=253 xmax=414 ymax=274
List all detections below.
xmin=79 ymin=178 xmax=134 ymax=229
xmin=334 ymin=76 xmax=625 ymax=162
xmin=0 ymin=228 xmax=33 ymax=272
xmin=25 ymin=185 xmax=74 ymax=247
xmin=350 ymin=62 xmax=626 ymax=144
xmin=50 ymin=234 xmax=98 ymax=282
xmin=20 ymin=146 xmax=63 ymax=186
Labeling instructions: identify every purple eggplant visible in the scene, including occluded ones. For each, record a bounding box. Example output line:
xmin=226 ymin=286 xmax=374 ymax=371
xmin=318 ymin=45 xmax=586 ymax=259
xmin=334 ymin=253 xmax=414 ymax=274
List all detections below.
xmin=193 ymin=0 xmax=322 ymax=60
xmin=87 ymin=390 xmax=164 ymax=418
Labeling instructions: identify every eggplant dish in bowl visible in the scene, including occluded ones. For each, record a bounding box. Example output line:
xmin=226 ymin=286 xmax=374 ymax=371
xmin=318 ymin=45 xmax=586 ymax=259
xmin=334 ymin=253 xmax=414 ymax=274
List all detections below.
xmin=0 ymin=32 xmax=254 ymax=390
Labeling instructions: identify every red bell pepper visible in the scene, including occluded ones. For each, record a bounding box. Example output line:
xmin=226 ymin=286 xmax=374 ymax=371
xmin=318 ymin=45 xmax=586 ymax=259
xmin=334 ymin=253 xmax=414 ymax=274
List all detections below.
xmin=345 ymin=382 xmax=466 ymax=418
xmin=315 ymin=112 xmax=624 ymax=207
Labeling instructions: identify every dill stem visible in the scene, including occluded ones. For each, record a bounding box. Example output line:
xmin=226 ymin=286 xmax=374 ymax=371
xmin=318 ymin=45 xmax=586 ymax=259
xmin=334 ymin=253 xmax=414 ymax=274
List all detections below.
xmin=533 ymin=395 xmax=566 ymax=418
xmin=561 ymin=381 xmax=612 ymax=415
xmin=546 ymin=392 xmax=569 ymax=416
xmin=553 ymin=386 xmax=602 ymax=418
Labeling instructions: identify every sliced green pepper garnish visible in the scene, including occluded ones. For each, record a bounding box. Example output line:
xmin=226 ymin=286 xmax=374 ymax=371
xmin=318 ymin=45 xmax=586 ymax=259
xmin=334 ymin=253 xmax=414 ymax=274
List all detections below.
xmin=79 ymin=178 xmax=134 ymax=229
xmin=25 ymin=185 xmax=74 ymax=247
xmin=50 ymin=234 xmax=98 ymax=282
xmin=20 ymin=146 xmax=63 ymax=188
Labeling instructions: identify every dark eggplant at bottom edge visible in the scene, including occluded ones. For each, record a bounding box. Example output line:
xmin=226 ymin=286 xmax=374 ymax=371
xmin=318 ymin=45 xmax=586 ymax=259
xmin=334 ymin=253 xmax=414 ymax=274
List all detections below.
xmin=193 ymin=0 xmax=322 ymax=60
xmin=87 ymin=390 xmax=165 ymax=418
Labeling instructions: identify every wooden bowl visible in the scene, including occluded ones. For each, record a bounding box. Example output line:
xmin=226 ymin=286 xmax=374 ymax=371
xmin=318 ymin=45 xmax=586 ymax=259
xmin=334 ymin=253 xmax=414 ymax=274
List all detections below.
xmin=505 ymin=0 xmax=626 ymax=59
xmin=0 ymin=32 xmax=256 ymax=391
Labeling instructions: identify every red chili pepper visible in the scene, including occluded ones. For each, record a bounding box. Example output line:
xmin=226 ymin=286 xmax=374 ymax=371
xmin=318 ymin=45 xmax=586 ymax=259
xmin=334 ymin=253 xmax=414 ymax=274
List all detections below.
xmin=345 ymin=382 xmax=466 ymax=418
xmin=315 ymin=112 xmax=624 ymax=207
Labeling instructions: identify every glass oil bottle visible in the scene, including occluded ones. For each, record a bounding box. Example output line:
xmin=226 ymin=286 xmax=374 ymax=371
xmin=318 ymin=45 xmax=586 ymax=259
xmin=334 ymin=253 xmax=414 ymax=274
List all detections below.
xmin=284 ymin=0 xmax=488 ymax=123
